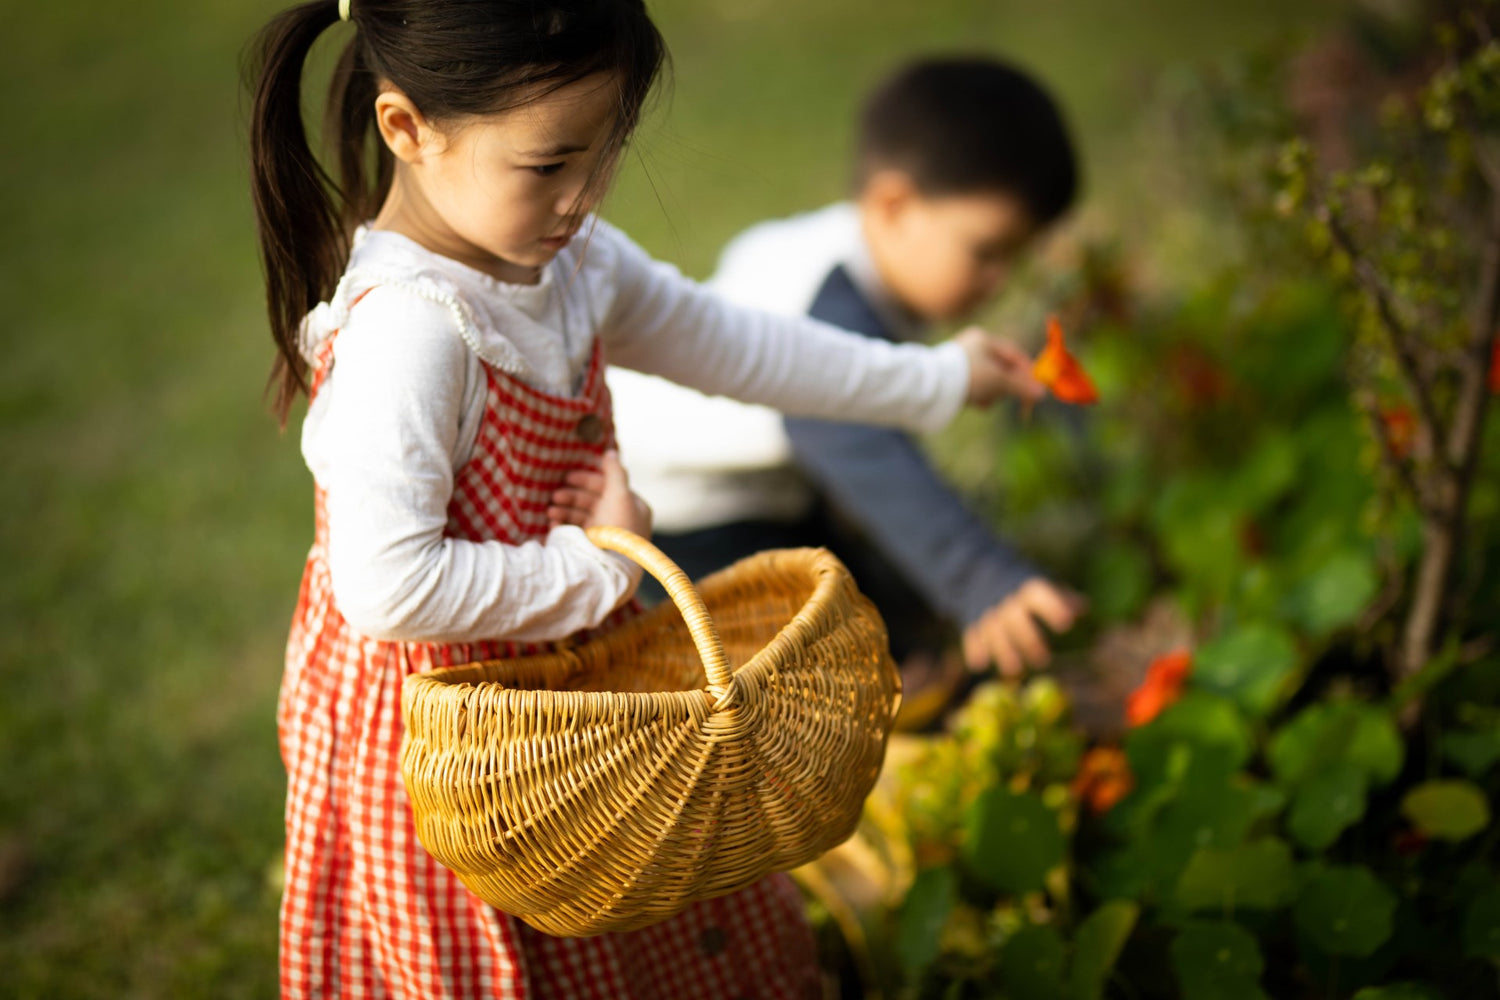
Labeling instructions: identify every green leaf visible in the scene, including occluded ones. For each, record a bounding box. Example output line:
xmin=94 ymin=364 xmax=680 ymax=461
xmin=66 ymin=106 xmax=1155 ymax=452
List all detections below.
xmin=1293 ymin=866 xmax=1397 ymax=957
xmin=1000 ymin=924 xmax=1066 ymax=1000
xmin=1175 ymin=838 xmax=1297 ymax=912
xmin=1170 ymin=922 xmax=1266 ymax=1000
xmin=1068 ymin=901 xmax=1139 ymax=1000
xmin=1351 ymin=985 xmax=1445 ymax=1000
xmin=1401 ymin=780 xmax=1491 ymax=841
xmin=1192 ymin=624 xmax=1299 ymax=716
xmin=1087 ymin=539 xmax=1152 ymax=622
xmin=1234 ymin=431 xmax=1298 ymax=511
xmin=1268 ymin=701 xmax=1403 ymax=788
xmin=1463 ymin=887 xmax=1500 ymax=960
xmin=1149 ymin=779 xmax=1259 ymax=865
xmin=1151 ymin=692 xmax=1255 ymax=769
xmin=1287 ymin=761 xmax=1367 ymax=851
xmin=897 ymin=866 xmax=956 ymax=982
xmin=1440 ymin=728 xmax=1500 ymax=778
xmin=963 ymin=788 xmax=1064 ymax=895
xmin=1281 ymin=549 xmax=1379 ymax=634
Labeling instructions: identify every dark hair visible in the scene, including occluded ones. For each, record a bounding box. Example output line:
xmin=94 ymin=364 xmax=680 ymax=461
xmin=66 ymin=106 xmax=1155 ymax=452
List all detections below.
xmin=246 ymin=0 xmax=666 ymax=423
xmin=856 ymin=55 xmax=1079 ymax=227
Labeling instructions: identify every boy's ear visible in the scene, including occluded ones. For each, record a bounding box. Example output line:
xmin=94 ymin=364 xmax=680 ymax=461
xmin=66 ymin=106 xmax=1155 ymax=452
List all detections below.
xmin=374 ymin=87 xmax=433 ymax=164
xmin=860 ymin=168 xmax=923 ymax=226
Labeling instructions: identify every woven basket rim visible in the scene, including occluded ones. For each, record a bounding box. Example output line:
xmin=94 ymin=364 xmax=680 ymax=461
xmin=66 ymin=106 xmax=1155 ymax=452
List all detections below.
xmin=403 ymin=544 xmax=852 ymax=702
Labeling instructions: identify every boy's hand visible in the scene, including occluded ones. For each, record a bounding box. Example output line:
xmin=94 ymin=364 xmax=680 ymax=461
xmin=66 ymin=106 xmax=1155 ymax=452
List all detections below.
xmin=548 ymin=450 xmax=653 ymax=538
xmin=961 ymin=578 xmax=1086 ymax=679
xmin=956 ymin=327 xmax=1046 ymax=408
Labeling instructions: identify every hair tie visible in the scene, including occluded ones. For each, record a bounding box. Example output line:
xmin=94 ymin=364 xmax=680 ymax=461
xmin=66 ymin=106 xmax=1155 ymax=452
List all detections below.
xmin=338 ymin=0 xmax=352 ymax=21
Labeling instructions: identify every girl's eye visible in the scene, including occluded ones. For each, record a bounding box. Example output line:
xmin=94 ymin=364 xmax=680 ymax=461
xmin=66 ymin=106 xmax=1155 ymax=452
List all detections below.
xmin=530 ymin=162 xmax=566 ymax=177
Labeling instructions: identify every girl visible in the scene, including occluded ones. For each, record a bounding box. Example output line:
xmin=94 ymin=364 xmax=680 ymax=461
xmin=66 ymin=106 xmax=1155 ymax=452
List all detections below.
xmin=248 ymin=1 xmax=1036 ymax=996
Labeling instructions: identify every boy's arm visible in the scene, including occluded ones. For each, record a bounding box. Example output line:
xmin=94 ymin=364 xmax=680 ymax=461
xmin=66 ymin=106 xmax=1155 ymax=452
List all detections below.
xmin=784 ymin=415 xmax=1037 ymax=630
xmin=786 ymin=265 xmax=1039 ymax=629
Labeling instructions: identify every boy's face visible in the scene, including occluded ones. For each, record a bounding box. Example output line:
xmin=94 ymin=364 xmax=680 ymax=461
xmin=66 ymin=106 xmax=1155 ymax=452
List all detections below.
xmin=861 ymin=173 xmax=1039 ymax=323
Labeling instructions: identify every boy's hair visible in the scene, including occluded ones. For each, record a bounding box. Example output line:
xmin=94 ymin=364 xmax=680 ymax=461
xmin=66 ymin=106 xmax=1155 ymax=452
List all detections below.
xmin=246 ymin=0 xmax=666 ymax=423
xmin=856 ymin=56 xmax=1078 ymax=226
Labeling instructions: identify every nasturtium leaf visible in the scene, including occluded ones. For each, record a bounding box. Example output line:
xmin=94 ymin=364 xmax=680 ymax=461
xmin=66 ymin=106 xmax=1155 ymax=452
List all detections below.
xmin=1170 ymin=921 xmax=1266 ymax=1000
xmin=1175 ymin=838 xmax=1296 ymax=912
xmin=1293 ymin=866 xmax=1397 ymax=957
xmin=1000 ymin=924 xmax=1066 ymax=1000
xmin=1269 ymin=701 xmax=1403 ymax=788
xmin=1151 ymin=692 xmax=1254 ymax=769
xmin=1192 ymin=624 xmax=1299 ymax=716
xmin=1440 ymin=728 xmax=1500 ymax=778
xmin=1150 ymin=778 xmax=1259 ymax=864
xmin=1400 ymin=780 xmax=1491 ymax=841
xmin=1234 ymin=431 xmax=1299 ymax=512
xmin=1287 ymin=761 xmax=1367 ymax=851
xmin=1087 ymin=539 xmax=1153 ymax=623
xmin=1247 ymin=782 xmax=1288 ymax=820
xmin=1068 ymin=901 xmax=1139 ymax=1000
xmin=1351 ymin=985 xmax=1445 ymax=1000
xmin=897 ymin=866 xmax=956 ymax=982
xmin=1463 ymin=886 xmax=1500 ymax=959
xmin=963 ymin=788 xmax=1064 ymax=894
xmin=1281 ymin=549 xmax=1379 ymax=634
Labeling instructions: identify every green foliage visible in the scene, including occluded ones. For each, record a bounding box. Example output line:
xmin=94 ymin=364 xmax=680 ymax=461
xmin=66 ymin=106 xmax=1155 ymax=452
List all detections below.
xmin=1400 ymin=780 xmax=1492 ymax=841
xmin=1170 ymin=921 xmax=1267 ymax=1000
xmin=864 ymin=11 xmax=1500 ymax=1000
xmin=898 ymin=867 xmax=959 ymax=981
xmin=1174 ymin=839 xmax=1297 ymax=913
xmin=999 ymin=924 xmax=1067 ymax=1000
xmin=964 ymin=789 xmax=1065 ymax=895
xmin=1293 ymin=865 xmax=1398 ymax=957
xmin=1068 ymin=901 xmax=1139 ymax=1000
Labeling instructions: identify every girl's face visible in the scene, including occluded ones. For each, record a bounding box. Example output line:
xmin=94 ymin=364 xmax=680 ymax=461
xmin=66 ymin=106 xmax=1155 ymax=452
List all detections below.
xmin=375 ymin=73 xmax=625 ymax=284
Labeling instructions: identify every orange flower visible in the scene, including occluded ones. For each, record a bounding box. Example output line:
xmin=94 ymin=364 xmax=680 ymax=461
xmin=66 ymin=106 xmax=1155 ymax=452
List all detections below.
xmin=1379 ymin=404 xmax=1416 ymax=460
xmin=1489 ymin=339 xmax=1500 ymax=394
xmin=1125 ymin=648 xmax=1193 ymax=727
xmin=1033 ymin=315 xmax=1099 ymax=405
xmin=1072 ymin=746 xmax=1134 ymax=814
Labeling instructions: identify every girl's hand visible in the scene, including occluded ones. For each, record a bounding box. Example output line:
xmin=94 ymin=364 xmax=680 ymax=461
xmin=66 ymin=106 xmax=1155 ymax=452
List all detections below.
xmin=955 ymin=326 xmax=1046 ymax=408
xmin=548 ymin=450 xmax=653 ymax=537
xmin=961 ymin=578 xmax=1087 ymax=679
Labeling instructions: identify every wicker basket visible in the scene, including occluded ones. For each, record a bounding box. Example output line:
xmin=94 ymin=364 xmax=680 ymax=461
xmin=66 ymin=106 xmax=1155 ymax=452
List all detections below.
xmin=399 ymin=526 xmax=902 ymax=937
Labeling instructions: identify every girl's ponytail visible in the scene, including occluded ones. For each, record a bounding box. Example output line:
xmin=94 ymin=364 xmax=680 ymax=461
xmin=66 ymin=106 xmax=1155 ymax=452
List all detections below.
xmin=244 ymin=0 xmax=667 ymax=424
xmin=248 ymin=0 xmax=345 ymax=425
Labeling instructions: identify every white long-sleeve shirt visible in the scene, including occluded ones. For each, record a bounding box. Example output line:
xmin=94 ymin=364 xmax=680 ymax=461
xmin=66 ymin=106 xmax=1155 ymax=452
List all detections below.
xmin=299 ymin=218 xmax=970 ymax=645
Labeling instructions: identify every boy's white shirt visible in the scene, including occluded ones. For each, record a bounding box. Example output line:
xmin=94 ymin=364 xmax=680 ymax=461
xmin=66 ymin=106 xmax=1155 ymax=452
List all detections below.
xmin=298 ymin=217 xmax=968 ymax=644
xmin=608 ymin=202 xmax=922 ymax=532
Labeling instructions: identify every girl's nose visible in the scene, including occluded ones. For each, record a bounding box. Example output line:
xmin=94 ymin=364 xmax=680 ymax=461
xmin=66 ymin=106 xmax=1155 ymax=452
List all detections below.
xmin=556 ymin=179 xmax=597 ymax=218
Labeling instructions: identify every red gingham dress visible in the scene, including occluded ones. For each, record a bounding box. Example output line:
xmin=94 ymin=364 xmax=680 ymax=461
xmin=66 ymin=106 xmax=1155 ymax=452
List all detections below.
xmin=278 ymin=313 xmax=822 ymax=999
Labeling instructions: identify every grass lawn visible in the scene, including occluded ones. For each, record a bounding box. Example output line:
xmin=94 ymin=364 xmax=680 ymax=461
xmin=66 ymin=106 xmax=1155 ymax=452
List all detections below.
xmin=0 ymin=0 xmax=1336 ymax=994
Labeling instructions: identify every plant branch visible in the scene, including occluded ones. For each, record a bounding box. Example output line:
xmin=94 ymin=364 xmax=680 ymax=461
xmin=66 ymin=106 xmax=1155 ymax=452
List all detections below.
xmin=1321 ymin=204 xmax=1449 ymax=454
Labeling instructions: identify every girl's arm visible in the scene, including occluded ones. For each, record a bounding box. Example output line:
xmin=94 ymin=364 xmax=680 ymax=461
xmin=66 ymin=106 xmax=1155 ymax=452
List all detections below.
xmin=596 ymin=221 xmax=972 ymax=434
xmin=304 ymin=286 xmax=637 ymax=644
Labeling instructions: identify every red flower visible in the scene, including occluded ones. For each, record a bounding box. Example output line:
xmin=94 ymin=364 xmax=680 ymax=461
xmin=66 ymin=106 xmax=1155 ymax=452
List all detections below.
xmin=1033 ymin=315 xmax=1099 ymax=405
xmin=1379 ymin=404 xmax=1416 ymax=460
xmin=1393 ymin=827 xmax=1429 ymax=856
xmin=1489 ymin=339 xmax=1500 ymax=394
xmin=1125 ymin=648 xmax=1193 ymax=727
xmin=1072 ymin=746 xmax=1134 ymax=814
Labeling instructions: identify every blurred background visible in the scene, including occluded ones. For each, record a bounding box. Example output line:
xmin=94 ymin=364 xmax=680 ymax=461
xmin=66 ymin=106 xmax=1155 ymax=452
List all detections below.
xmin=10 ymin=0 xmax=1496 ymax=996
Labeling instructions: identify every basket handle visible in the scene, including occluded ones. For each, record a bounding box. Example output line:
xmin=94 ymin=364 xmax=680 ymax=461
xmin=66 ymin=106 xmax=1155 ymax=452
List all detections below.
xmin=584 ymin=525 xmax=734 ymax=697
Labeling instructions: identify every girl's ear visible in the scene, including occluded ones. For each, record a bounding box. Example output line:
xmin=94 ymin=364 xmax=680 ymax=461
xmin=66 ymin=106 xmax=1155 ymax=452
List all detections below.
xmin=374 ymin=87 xmax=432 ymax=163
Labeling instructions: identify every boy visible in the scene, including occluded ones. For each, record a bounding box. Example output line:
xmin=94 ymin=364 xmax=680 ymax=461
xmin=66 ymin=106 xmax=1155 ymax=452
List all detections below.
xmin=609 ymin=56 xmax=1084 ymax=716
